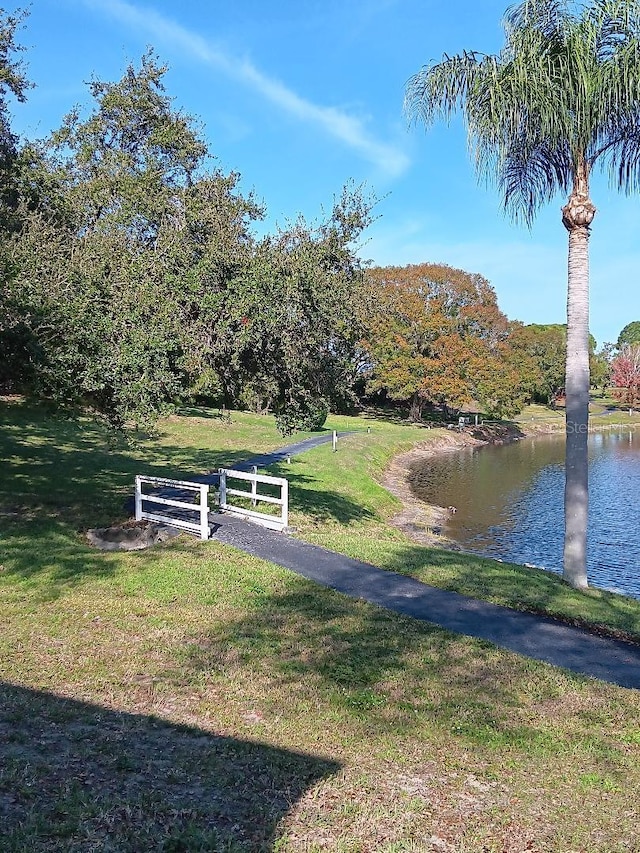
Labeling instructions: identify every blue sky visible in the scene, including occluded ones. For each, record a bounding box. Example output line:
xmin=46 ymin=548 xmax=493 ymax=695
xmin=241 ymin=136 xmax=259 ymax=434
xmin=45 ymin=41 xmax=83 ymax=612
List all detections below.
xmin=9 ymin=0 xmax=640 ymax=346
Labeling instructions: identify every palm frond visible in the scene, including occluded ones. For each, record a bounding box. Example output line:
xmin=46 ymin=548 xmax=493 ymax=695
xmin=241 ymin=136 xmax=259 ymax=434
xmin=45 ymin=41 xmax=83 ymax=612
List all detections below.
xmin=406 ymin=0 xmax=640 ymax=224
xmin=504 ymin=0 xmax=574 ymax=42
xmin=404 ymin=51 xmax=483 ymax=126
xmin=497 ymin=141 xmax=573 ymax=224
xmin=602 ymin=109 xmax=640 ymax=192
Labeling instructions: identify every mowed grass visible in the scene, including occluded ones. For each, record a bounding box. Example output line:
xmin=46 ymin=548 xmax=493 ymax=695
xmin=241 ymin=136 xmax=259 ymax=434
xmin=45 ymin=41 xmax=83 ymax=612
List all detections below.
xmin=1 ymin=398 xmax=640 ymax=852
xmin=514 ymin=398 xmax=640 ymax=429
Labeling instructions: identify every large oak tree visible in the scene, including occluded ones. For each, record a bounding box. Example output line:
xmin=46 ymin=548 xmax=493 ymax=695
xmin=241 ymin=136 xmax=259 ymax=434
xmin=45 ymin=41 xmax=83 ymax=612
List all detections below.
xmin=361 ymin=263 xmax=525 ymax=419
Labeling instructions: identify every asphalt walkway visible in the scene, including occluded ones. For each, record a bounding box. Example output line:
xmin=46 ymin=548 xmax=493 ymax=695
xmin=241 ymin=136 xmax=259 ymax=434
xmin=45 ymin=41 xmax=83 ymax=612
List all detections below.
xmin=180 ymin=431 xmax=640 ymax=689
xmin=191 ymin=432 xmax=354 ymax=485
xmin=211 ymin=512 xmax=640 ymax=689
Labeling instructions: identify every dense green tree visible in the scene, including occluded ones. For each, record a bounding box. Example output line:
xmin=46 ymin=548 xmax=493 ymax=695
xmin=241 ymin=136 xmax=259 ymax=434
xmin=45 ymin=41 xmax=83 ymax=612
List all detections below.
xmin=509 ymin=323 xmax=608 ymax=402
xmin=0 ymin=6 xmax=31 ymax=231
xmin=3 ymin=46 xmax=373 ymax=434
xmin=589 ymin=343 xmax=613 ymax=393
xmin=49 ymin=51 xmax=209 ymax=240
xmin=0 ymin=7 xmax=37 ymax=389
xmin=405 ymin=0 xmax=640 ymax=589
xmin=617 ymin=320 xmax=640 ymax=349
xmin=508 ymin=323 xmax=567 ymax=404
xmin=4 ymin=53 xmax=262 ymax=427
xmin=213 ymin=185 xmax=375 ymax=434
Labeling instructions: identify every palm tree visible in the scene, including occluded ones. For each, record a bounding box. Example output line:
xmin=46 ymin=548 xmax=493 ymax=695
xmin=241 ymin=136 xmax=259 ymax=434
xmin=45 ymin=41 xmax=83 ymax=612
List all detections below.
xmin=405 ymin=0 xmax=640 ymax=589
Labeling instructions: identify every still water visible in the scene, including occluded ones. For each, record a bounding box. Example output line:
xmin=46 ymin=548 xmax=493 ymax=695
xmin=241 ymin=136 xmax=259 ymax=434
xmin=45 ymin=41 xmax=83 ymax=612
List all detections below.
xmin=407 ymin=429 xmax=640 ymax=599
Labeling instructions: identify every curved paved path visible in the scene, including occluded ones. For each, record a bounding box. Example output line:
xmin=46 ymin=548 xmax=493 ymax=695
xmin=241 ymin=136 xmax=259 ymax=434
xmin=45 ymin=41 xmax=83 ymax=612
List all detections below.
xmin=186 ymin=431 xmax=640 ymax=689
xmin=211 ymin=513 xmax=640 ymax=690
xmin=191 ymin=432 xmax=354 ymax=485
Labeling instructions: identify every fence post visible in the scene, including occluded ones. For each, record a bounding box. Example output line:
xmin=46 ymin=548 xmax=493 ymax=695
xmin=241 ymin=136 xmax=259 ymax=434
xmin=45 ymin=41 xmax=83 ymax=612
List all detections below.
xmin=218 ymin=469 xmax=227 ymax=510
xmin=251 ymin=465 xmax=258 ymax=506
xmin=135 ymin=475 xmax=142 ymax=521
xmin=199 ymin=484 xmax=209 ymax=540
xmin=281 ymin=478 xmax=289 ymax=529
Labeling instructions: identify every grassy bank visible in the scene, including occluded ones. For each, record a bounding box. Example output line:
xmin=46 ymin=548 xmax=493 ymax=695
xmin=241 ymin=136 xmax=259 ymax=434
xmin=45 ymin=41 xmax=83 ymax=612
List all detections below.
xmin=283 ymin=412 xmax=640 ymax=641
xmin=1 ymin=399 xmax=639 ymax=852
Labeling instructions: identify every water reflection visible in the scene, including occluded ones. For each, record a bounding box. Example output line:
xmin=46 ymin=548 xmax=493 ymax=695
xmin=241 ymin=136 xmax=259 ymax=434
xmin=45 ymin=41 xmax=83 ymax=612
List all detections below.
xmin=408 ymin=430 xmax=640 ymax=599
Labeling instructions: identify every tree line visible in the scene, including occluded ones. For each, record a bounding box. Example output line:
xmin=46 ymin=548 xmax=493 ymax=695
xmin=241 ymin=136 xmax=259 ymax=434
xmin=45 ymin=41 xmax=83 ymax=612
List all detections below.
xmin=0 ymin=10 xmax=636 ymax=436
xmin=0 ymin=36 xmax=378 ymax=433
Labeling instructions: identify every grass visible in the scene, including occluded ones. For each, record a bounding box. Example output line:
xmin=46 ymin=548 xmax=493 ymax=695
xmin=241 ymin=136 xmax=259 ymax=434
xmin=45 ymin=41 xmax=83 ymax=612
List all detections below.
xmin=513 ymin=397 xmax=640 ymax=429
xmin=1 ymin=397 xmax=640 ymax=852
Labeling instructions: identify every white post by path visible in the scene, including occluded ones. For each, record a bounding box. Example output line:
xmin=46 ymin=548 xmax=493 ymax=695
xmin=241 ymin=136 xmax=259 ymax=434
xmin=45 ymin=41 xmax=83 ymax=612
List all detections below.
xmin=218 ymin=469 xmax=227 ymax=510
xmin=199 ymin=484 xmax=209 ymax=540
xmin=332 ymin=430 xmax=337 ymax=452
xmin=251 ymin=465 xmax=258 ymax=506
xmin=135 ymin=475 xmax=142 ymax=521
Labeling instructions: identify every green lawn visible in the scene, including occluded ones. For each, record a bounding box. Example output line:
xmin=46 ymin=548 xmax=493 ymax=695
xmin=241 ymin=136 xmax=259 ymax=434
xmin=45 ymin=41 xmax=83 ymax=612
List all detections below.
xmin=513 ymin=398 xmax=640 ymax=430
xmin=1 ymin=398 xmax=639 ymax=852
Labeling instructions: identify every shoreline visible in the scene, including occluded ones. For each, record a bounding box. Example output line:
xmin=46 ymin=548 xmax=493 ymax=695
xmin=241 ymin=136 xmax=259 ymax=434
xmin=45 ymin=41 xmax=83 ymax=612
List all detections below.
xmin=379 ymin=420 xmax=557 ymax=551
xmin=381 ymin=417 xmax=639 ymax=553
xmin=381 ymin=431 xmax=479 ymax=550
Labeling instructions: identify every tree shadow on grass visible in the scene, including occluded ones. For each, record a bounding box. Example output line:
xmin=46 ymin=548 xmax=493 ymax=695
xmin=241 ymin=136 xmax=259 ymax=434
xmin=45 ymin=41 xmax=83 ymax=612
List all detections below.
xmin=0 ymin=417 xmax=265 ymax=526
xmin=0 ymin=400 xmax=373 ymax=535
xmin=288 ymin=484 xmax=375 ymax=526
xmin=2 ymin=496 xmax=375 ymax=608
xmin=174 ymin=405 xmax=233 ymax=420
xmin=0 ymin=519 xmax=118 ymax=596
xmin=182 ymin=583 xmax=566 ymax=753
xmin=1 ymin=402 xmax=359 ymax=591
xmin=0 ymin=427 xmax=271 ymax=594
xmin=0 ymin=681 xmax=340 ymax=852
xmin=257 ymin=466 xmax=376 ymax=527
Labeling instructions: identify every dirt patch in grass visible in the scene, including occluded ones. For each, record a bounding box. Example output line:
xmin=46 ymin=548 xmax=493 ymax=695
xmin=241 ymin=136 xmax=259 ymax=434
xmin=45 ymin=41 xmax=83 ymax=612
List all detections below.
xmin=86 ymin=520 xmax=180 ymax=551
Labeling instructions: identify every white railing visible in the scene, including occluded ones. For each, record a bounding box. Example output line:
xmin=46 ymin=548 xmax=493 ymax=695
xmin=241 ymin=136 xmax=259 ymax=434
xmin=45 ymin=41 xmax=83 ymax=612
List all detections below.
xmin=135 ymin=475 xmax=210 ymax=540
xmin=218 ymin=468 xmax=288 ymax=531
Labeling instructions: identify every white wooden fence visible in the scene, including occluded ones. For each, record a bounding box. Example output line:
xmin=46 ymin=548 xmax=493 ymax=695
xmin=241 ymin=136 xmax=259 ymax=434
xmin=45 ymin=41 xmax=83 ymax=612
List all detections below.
xmin=218 ymin=467 xmax=289 ymax=531
xmin=135 ymin=475 xmax=210 ymax=540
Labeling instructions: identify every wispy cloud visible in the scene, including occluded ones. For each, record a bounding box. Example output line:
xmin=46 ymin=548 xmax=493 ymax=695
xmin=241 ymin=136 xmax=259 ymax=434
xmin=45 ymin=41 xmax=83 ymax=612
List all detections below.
xmin=82 ymin=0 xmax=410 ymax=178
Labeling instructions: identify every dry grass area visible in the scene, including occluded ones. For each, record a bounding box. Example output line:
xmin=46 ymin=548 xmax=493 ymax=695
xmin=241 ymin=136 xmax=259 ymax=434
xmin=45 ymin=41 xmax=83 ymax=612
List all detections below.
xmin=1 ymin=400 xmax=640 ymax=851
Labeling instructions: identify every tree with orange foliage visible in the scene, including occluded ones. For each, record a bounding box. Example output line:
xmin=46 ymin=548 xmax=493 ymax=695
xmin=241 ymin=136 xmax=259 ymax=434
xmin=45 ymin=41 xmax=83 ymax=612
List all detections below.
xmin=360 ymin=262 xmax=526 ymax=419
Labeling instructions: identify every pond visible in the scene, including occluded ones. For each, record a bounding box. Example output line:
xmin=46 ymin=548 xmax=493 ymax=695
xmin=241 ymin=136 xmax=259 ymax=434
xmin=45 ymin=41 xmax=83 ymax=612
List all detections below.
xmin=407 ymin=429 xmax=640 ymax=599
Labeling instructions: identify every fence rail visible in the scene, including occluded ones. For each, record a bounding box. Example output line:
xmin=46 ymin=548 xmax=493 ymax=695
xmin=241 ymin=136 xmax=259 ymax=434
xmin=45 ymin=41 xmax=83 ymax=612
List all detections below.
xmin=218 ymin=467 xmax=288 ymax=531
xmin=135 ymin=475 xmax=210 ymax=540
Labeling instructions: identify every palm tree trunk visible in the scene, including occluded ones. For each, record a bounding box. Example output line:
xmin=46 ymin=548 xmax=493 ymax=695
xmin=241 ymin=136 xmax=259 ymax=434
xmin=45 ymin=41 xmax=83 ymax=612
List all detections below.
xmin=562 ymin=186 xmax=593 ymax=589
